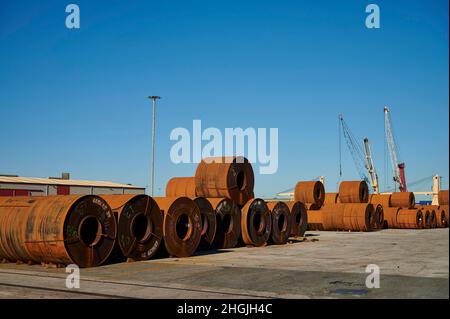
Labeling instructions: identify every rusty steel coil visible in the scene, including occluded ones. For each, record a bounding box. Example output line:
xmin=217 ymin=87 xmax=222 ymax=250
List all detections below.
xmin=369 ymin=194 xmax=391 ymax=208
xmin=342 ymin=203 xmax=374 ymax=231
xmin=166 ymin=177 xmax=197 ymax=198
xmin=323 ymin=193 xmax=339 ymax=205
xmin=432 ymin=206 xmax=445 ymax=228
xmin=153 ymin=197 xmax=202 ymax=257
xmin=338 ymin=181 xmax=369 ymax=204
xmin=383 ymin=207 xmax=400 ymax=228
xmin=438 ymin=190 xmax=449 ymax=206
xmin=208 ymin=198 xmax=241 ymax=249
xmin=0 ymin=195 xmax=116 ymax=267
xmin=306 ymin=210 xmax=324 ymax=231
xmin=396 ymin=209 xmax=423 ymax=229
xmin=390 ymin=192 xmax=415 ymax=208
xmin=320 ymin=204 xmax=345 ymax=231
xmin=372 ymin=204 xmax=384 ymax=230
xmin=294 ymin=181 xmax=325 ymax=208
xmin=100 ymin=195 xmax=163 ymax=261
xmin=286 ymin=201 xmax=307 ymax=237
xmin=194 ymin=156 xmax=254 ymax=206
xmin=193 ymin=197 xmax=217 ymax=248
xmin=266 ymin=202 xmax=291 ymax=245
xmin=241 ymin=198 xmax=271 ymax=246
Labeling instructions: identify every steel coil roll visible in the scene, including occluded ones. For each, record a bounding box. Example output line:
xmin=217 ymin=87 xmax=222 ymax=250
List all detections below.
xmin=339 ymin=181 xmax=369 ymax=203
xmin=154 ymin=197 xmax=202 ymax=257
xmin=100 ymin=194 xmax=163 ymax=261
xmin=396 ymin=209 xmax=423 ymax=229
xmin=0 ymin=195 xmax=117 ymax=267
xmin=294 ymin=181 xmax=325 ymax=208
xmin=241 ymin=198 xmax=271 ymax=246
xmin=194 ymin=156 xmax=254 ymax=206
xmin=390 ymin=192 xmax=415 ymax=208
xmin=286 ymin=201 xmax=307 ymax=237
xmin=266 ymin=201 xmax=292 ymax=245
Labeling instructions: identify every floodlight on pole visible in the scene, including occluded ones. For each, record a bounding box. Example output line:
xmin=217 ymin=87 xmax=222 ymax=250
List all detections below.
xmin=148 ymin=95 xmax=160 ymax=196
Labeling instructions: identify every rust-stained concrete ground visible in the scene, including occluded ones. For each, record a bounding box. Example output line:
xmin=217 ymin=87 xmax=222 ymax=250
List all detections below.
xmin=0 ymin=228 xmax=448 ymax=299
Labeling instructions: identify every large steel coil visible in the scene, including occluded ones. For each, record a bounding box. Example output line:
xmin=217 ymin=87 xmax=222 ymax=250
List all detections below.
xmin=338 ymin=181 xmax=369 ymax=203
xmin=266 ymin=202 xmax=291 ymax=245
xmin=383 ymin=207 xmax=400 ymax=228
xmin=294 ymin=181 xmax=325 ymax=208
xmin=323 ymin=193 xmax=339 ymax=205
xmin=390 ymin=192 xmax=415 ymax=208
xmin=100 ymin=195 xmax=163 ymax=261
xmin=193 ymin=197 xmax=217 ymax=248
xmin=166 ymin=177 xmax=197 ymax=198
xmin=342 ymin=203 xmax=374 ymax=231
xmin=241 ymin=198 xmax=271 ymax=246
xmin=396 ymin=209 xmax=423 ymax=229
xmin=320 ymin=204 xmax=345 ymax=231
xmin=286 ymin=201 xmax=307 ymax=237
xmin=0 ymin=195 xmax=116 ymax=267
xmin=208 ymin=198 xmax=241 ymax=249
xmin=369 ymin=194 xmax=391 ymax=208
xmin=438 ymin=190 xmax=449 ymax=206
xmin=434 ymin=206 xmax=446 ymax=228
xmin=194 ymin=156 xmax=254 ymax=206
xmin=154 ymin=197 xmax=202 ymax=257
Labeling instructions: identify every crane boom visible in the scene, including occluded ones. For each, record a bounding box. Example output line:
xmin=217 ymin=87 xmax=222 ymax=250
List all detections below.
xmin=384 ymin=106 xmax=407 ymax=192
xmin=363 ymin=138 xmax=379 ymax=194
xmin=339 ymin=114 xmax=371 ymax=187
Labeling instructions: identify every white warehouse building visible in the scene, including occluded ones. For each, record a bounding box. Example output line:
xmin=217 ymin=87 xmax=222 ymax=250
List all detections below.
xmin=0 ymin=173 xmax=145 ymax=197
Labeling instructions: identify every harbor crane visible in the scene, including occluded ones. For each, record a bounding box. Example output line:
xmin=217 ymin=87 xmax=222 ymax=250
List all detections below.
xmin=384 ymin=106 xmax=407 ymax=192
xmin=339 ymin=114 xmax=379 ymax=193
xmin=363 ymin=138 xmax=379 ymax=194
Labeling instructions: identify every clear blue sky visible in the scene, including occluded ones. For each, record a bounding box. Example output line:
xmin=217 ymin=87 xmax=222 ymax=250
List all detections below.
xmin=0 ymin=0 xmax=448 ymax=197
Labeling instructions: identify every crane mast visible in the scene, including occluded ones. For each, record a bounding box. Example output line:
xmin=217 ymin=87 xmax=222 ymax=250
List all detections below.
xmin=363 ymin=138 xmax=379 ymax=194
xmin=384 ymin=106 xmax=407 ymax=192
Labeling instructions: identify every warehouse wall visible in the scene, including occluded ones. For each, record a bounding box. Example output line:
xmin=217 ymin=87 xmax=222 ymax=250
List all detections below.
xmin=0 ymin=183 xmax=145 ymax=196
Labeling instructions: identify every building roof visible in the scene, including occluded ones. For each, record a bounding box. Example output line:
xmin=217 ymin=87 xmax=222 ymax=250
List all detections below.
xmin=0 ymin=175 xmax=144 ymax=189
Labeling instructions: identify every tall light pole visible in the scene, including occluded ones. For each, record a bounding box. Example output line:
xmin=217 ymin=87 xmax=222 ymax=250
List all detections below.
xmin=148 ymin=96 xmax=160 ymax=196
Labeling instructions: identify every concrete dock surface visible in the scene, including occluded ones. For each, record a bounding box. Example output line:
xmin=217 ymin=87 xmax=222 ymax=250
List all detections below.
xmin=0 ymin=228 xmax=448 ymax=299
